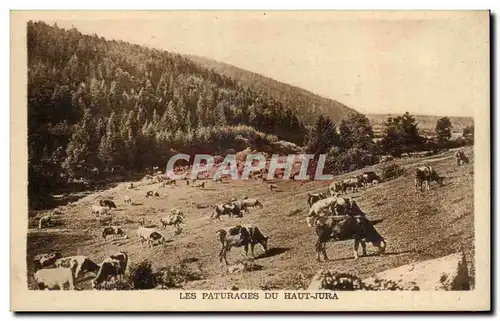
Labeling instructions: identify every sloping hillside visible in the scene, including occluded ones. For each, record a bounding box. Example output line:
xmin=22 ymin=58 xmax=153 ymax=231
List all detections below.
xmin=27 ymin=146 xmax=475 ymax=290
xmin=188 ymin=54 xmax=357 ymax=124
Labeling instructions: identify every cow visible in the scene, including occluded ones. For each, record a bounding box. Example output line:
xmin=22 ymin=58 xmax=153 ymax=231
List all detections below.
xmin=154 ymin=192 xmax=161 ymax=199
xmin=192 ymin=181 xmax=205 ymax=189
xmin=160 ymin=210 xmax=185 ymax=230
xmin=102 ymin=226 xmax=127 ymax=240
xmin=268 ymin=183 xmax=278 ymax=191
xmin=211 ymin=204 xmax=234 ymax=221
xmin=137 ymin=226 xmax=166 ymax=248
xmin=306 ymin=196 xmax=365 ymax=227
xmin=92 ymin=252 xmax=129 ymax=288
xmin=92 ymin=252 xmax=129 ymax=289
xmin=229 ymin=199 xmax=249 ymax=215
xmin=99 ymin=199 xmax=117 ymax=209
xmin=33 ymin=252 xmax=62 ymax=271
xmin=128 ymin=183 xmax=134 ymax=189
xmin=342 ymin=177 xmax=365 ymax=193
xmin=213 ymin=176 xmax=223 ymax=183
xmin=307 ymin=192 xmax=327 ymax=208
xmin=414 ymin=166 xmax=444 ymax=192
xmin=92 ymin=205 xmax=109 ymax=216
xmin=331 ymin=197 xmax=365 ymax=217
xmin=455 ymin=150 xmax=470 ymax=165
xmin=34 ymin=267 xmax=76 ymax=290
xmin=329 ymin=182 xmax=347 ymax=196
xmin=165 ymin=180 xmax=177 ymax=186
xmin=242 ymin=198 xmax=264 ymax=209
xmin=314 ymin=216 xmax=386 ymax=262
xmin=362 ymin=171 xmax=381 ymax=186
xmin=307 ymin=196 xmax=338 ymax=218
xmin=55 ymin=255 xmax=100 ymax=279
xmin=145 ymin=191 xmax=154 ymax=198
xmin=123 ymin=195 xmax=132 ymax=205
xmin=215 ymin=225 xmax=269 ymax=265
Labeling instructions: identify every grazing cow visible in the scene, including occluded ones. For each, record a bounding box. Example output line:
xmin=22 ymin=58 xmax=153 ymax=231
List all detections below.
xmin=314 ymin=216 xmax=386 ymax=262
xmin=342 ymin=177 xmax=365 ymax=193
xmin=34 ymin=267 xmax=76 ymax=290
xmin=92 ymin=252 xmax=128 ymax=289
xmin=160 ymin=210 xmax=185 ymax=230
xmin=55 ymin=255 xmax=100 ymax=279
xmin=145 ymin=191 xmax=154 ymax=198
xmin=242 ymin=198 xmax=264 ymax=209
xmin=329 ymin=182 xmax=347 ymax=196
xmin=123 ymin=195 xmax=132 ymax=205
xmin=92 ymin=205 xmax=109 ymax=216
xmin=211 ymin=204 xmax=234 ymax=221
xmin=99 ymin=200 xmax=117 ymax=209
xmin=33 ymin=252 xmax=62 ymax=271
xmin=455 ymin=150 xmax=470 ymax=165
xmin=137 ymin=227 xmax=166 ymax=248
xmin=268 ymin=183 xmax=278 ymax=191
xmin=92 ymin=259 xmax=121 ymax=288
xmin=193 ymin=181 xmax=205 ymax=189
xmin=307 ymin=192 xmax=327 ymax=208
xmin=102 ymin=226 xmax=127 ymax=240
xmin=307 ymin=196 xmax=338 ymax=218
xmin=216 ymin=225 xmax=269 ymax=264
xmin=230 ymin=199 xmax=249 ymax=215
xmin=306 ymin=196 xmax=364 ymax=227
xmin=38 ymin=214 xmax=52 ymax=229
xmin=362 ymin=171 xmax=381 ymax=186
xmin=165 ymin=180 xmax=177 ymax=186
xmin=331 ymin=197 xmax=365 ymax=217
xmin=414 ymin=166 xmax=444 ymax=192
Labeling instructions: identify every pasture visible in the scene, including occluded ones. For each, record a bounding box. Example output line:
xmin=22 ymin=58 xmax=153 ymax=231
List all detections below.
xmin=27 ymin=146 xmax=475 ymax=290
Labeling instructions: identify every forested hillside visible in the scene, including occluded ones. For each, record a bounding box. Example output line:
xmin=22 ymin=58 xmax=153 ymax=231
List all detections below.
xmin=188 ymin=54 xmax=356 ymax=124
xmin=29 ymin=21 xmax=341 ymax=198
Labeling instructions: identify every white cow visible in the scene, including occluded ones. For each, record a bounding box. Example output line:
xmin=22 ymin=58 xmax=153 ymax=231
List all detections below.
xmin=33 ymin=267 xmax=76 ymax=290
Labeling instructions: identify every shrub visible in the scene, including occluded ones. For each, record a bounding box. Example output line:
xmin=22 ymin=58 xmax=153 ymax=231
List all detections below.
xmin=381 ymin=164 xmax=405 ymax=181
xmin=129 ymin=260 xmax=156 ymax=290
xmin=154 ymin=263 xmax=204 ymax=289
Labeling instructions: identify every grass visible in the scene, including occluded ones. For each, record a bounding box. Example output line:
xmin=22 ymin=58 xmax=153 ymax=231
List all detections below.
xmin=27 ymin=146 xmax=475 ymax=290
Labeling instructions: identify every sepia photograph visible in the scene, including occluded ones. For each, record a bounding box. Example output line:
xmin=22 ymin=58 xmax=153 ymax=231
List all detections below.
xmin=10 ymin=10 xmax=490 ymax=311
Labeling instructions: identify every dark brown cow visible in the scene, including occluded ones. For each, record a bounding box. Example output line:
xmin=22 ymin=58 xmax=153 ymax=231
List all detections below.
xmin=215 ymin=225 xmax=269 ymax=265
xmin=362 ymin=171 xmax=381 ymax=186
xmin=102 ymin=226 xmax=126 ymax=239
xmin=92 ymin=252 xmax=128 ymax=288
xmin=314 ymin=216 xmax=386 ymax=262
xmin=99 ymin=199 xmax=117 ymax=209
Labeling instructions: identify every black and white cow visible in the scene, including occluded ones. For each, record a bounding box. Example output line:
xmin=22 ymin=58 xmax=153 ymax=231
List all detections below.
xmin=215 ymin=225 xmax=269 ymax=265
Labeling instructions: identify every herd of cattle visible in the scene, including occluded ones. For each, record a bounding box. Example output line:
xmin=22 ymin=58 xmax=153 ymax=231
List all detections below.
xmin=30 ymin=149 xmax=470 ymax=290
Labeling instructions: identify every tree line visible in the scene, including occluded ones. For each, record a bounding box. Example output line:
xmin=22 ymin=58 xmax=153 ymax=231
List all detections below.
xmin=27 ymin=21 xmax=473 ymax=208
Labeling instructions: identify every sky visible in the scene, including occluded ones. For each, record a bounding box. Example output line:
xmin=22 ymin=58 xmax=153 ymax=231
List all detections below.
xmin=35 ymin=11 xmax=488 ymax=117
